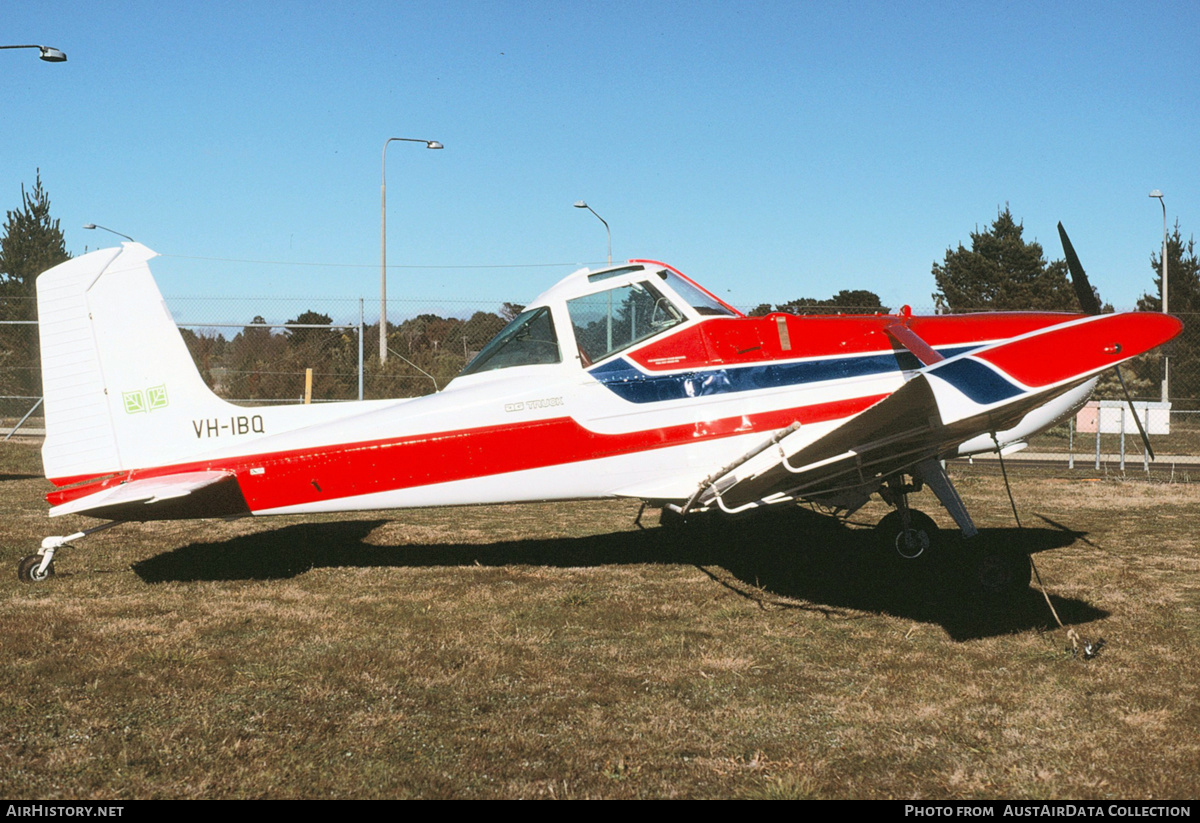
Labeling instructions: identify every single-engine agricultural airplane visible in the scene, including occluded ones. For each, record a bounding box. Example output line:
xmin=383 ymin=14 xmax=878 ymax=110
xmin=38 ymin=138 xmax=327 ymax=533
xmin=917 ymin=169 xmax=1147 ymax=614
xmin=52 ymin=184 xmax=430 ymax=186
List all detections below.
xmin=18 ymin=231 xmax=1182 ymax=589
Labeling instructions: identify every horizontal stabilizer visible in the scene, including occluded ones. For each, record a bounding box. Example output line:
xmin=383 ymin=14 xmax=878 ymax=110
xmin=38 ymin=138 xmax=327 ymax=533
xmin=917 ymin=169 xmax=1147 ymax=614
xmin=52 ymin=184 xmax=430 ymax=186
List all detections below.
xmin=49 ymin=471 xmax=249 ymax=521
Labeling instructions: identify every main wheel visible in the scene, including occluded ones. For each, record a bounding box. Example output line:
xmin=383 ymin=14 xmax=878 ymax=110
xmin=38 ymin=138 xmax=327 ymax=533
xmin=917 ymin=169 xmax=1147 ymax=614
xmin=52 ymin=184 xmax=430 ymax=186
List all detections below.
xmin=876 ymin=509 xmax=939 ymax=561
xmin=17 ymin=555 xmax=54 ymax=583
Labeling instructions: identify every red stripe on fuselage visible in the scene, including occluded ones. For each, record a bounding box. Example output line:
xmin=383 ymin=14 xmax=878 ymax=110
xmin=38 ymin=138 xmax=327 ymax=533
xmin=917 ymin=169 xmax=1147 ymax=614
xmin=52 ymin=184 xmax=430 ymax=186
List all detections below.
xmin=46 ymin=394 xmax=885 ymax=513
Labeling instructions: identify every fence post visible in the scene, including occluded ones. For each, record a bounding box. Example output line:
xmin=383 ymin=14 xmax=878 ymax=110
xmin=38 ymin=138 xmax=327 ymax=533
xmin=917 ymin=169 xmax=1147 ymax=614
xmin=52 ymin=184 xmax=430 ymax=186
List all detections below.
xmin=1143 ymin=407 xmax=1150 ymax=474
xmin=358 ymin=298 xmax=365 ymax=401
xmin=1119 ymin=406 xmax=1126 ymax=472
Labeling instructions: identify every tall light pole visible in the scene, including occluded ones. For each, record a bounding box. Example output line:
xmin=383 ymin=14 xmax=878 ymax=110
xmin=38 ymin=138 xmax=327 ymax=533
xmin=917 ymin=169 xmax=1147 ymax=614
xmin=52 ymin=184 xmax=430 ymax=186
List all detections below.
xmin=381 ymin=137 xmax=442 ymax=364
xmin=1150 ymin=189 xmax=1168 ymax=403
xmin=0 ymin=44 xmax=67 ymax=62
xmin=574 ymin=201 xmax=611 ymax=264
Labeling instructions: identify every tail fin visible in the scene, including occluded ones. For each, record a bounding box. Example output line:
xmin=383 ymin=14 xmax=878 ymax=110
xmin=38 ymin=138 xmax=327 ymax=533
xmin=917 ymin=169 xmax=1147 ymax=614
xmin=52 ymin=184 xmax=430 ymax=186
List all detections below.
xmin=38 ymin=243 xmax=241 ymax=484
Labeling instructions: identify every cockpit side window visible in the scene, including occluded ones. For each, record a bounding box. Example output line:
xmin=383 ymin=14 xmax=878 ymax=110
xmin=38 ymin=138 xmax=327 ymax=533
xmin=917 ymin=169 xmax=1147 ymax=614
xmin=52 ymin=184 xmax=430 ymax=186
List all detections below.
xmin=459 ymin=306 xmax=561 ymax=375
xmin=567 ymin=281 xmax=685 ymax=364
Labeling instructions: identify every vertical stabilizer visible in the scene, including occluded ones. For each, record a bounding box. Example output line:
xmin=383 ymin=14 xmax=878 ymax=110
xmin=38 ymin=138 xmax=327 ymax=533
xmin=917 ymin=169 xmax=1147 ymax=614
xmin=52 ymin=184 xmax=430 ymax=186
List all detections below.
xmin=38 ymin=244 xmax=239 ymax=484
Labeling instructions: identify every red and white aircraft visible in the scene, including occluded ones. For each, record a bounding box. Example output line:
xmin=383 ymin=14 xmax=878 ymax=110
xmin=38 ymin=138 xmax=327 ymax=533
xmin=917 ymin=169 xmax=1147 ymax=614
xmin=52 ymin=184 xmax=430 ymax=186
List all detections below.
xmin=19 ymin=237 xmax=1182 ymax=587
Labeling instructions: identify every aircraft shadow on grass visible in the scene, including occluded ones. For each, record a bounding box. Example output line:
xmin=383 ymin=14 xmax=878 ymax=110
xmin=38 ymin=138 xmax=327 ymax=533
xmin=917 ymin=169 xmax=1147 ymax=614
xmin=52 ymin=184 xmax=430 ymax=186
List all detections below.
xmin=132 ymin=507 xmax=1104 ymax=642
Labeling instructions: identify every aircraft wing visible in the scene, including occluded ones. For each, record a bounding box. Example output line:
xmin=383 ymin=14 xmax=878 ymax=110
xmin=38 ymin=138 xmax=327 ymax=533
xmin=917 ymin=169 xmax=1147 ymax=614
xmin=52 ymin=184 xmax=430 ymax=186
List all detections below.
xmin=48 ymin=470 xmax=248 ymax=520
xmin=689 ymin=311 xmax=1182 ymax=514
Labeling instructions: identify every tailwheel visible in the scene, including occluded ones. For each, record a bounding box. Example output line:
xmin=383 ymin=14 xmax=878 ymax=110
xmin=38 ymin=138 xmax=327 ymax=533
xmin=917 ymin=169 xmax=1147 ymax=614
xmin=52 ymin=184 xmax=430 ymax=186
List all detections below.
xmin=17 ymin=554 xmax=55 ymax=583
xmin=876 ymin=509 xmax=939 ymax=561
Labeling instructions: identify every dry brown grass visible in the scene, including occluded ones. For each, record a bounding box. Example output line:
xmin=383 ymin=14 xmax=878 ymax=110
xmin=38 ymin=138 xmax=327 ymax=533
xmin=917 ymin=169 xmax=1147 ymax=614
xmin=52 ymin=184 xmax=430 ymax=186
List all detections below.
xmin=1 ymin=440 xmax=1197 ymax=799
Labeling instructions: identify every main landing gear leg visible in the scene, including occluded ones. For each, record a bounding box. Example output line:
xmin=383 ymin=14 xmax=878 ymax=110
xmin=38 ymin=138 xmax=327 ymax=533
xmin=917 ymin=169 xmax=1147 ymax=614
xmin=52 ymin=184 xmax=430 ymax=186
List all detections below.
xmin=913 ymin=458 xmax=978 ymax=538
xmin=16 ymin=522 xmax=120 ymax=583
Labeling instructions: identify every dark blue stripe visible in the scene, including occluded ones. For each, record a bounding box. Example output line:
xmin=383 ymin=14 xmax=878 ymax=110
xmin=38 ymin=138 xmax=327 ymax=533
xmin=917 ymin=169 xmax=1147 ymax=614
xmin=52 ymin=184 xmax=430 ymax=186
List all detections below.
xmin=589 ymin=346 xmax=980 ymax=404
xmin=927 ymin=358 xmax=1024 ymax=405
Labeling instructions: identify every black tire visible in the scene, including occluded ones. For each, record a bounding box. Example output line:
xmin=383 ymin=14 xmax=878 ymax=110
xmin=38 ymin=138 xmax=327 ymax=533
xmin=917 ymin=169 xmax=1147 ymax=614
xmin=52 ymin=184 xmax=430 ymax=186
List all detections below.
xmin=17 ymin=555 xmax=54 ymax=583
xmin=876 ymin=509 xmax=939 ymax=561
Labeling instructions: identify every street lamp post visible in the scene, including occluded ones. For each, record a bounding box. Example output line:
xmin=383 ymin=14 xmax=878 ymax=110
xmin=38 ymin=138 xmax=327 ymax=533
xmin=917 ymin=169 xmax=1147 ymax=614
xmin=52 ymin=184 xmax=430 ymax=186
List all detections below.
xmin=83 ymin=223 xmax=134 ymax=242
xmin=574 ymin=201 xmax=611 ymax=264
xmin=0 ymin=44 xmax=67 ymax=62
xmin=1150 ymin=190 xmax=1168 ymax=403
xmin=381 ymin=137 xmax=442 ymax=365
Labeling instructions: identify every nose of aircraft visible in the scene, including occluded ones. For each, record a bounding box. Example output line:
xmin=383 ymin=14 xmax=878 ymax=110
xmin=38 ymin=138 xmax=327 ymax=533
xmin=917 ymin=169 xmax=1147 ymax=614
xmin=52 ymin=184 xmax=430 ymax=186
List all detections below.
xmin=975 ymin=311 xmax=1183 ymax=390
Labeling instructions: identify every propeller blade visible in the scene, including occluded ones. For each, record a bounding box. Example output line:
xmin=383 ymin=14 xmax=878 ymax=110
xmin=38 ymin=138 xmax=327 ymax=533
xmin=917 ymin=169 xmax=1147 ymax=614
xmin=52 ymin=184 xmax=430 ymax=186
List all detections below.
xmin=1115 ymin=366 xmax=1155 ymax=461
xmin=1057 ymin=222 xmax=1103 ymax=316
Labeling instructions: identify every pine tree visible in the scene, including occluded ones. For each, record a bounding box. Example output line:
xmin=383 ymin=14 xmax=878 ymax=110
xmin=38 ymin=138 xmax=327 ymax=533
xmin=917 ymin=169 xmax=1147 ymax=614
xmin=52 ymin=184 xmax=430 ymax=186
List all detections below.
xmin=0 ymin=170 xmax=70 ymax=313
xmin=932 ymin=207 xmax=1076 ymax=312
xmin=0 ymin=171 xmax=70 ymax=398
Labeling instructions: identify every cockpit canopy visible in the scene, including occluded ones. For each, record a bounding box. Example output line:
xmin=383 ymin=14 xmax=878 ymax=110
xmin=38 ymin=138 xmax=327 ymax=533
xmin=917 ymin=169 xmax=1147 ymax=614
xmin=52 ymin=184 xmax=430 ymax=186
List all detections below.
xmin=458 ymin=262 xmax=737 ymax=377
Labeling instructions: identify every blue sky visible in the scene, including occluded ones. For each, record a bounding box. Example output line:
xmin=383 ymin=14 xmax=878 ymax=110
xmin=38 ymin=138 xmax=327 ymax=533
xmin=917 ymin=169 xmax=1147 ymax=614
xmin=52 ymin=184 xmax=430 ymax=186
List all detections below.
xmin=4 ymin=1 xmax=1198 ymax=322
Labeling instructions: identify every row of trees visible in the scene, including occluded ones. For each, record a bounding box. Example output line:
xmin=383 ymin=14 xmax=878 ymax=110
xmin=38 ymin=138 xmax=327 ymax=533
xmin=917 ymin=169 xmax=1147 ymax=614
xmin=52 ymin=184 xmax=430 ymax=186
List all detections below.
xmin=3 ymin=175 xmax=1199 ymax=404
xmin=746 ymin=289 xmax=885 ymax=317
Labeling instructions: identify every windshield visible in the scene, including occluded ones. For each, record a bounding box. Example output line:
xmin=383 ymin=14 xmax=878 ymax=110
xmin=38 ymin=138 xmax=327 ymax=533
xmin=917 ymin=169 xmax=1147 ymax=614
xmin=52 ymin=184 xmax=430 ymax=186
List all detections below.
xmin=657 ymin=270 xmax=736 ymax=316
xmin=568 ymin=280 xmax=686 ymax=364
xmin=458 ymin=306 xmax=561 ymax=376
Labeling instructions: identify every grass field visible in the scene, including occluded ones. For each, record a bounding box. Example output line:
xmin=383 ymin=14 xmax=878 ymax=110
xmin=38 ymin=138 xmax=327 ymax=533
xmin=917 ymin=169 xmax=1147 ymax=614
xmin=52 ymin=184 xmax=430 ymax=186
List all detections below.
xmin=1 ymin=440 xmax=1197 ymax=799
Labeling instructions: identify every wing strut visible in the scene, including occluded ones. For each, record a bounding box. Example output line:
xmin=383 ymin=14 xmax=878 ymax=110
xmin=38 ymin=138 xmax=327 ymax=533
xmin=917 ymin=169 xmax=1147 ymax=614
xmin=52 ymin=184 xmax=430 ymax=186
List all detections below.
xmin=678 ymin=421 xmax=802 ymax=516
